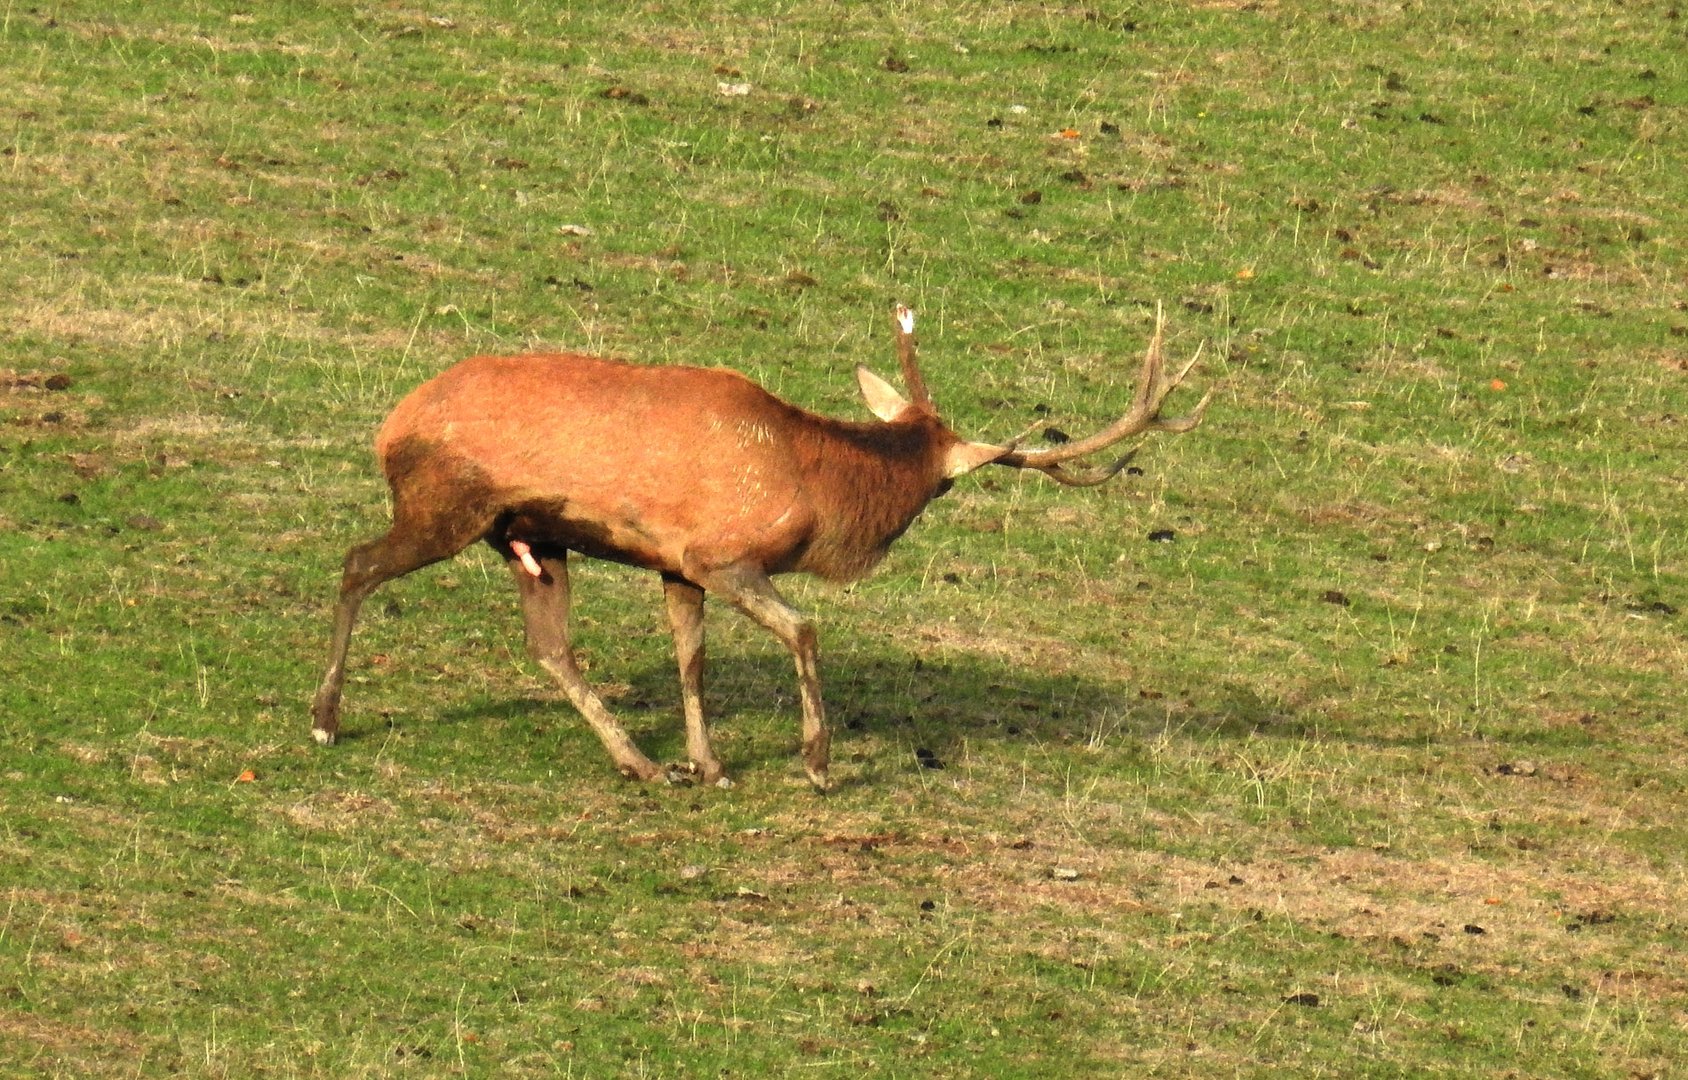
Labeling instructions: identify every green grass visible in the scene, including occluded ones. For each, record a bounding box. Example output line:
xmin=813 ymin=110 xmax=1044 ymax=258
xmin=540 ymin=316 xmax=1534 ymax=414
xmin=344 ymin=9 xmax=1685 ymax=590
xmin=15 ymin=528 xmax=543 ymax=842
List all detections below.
xmin=2 ymin=1 xmax=1685 ymax=1075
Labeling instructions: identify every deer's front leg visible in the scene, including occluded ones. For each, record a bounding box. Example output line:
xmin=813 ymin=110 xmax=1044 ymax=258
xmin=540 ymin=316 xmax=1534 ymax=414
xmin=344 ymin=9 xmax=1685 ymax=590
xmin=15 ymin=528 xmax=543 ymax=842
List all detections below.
xmin=693 ymin=563 xmax=829 ymax=791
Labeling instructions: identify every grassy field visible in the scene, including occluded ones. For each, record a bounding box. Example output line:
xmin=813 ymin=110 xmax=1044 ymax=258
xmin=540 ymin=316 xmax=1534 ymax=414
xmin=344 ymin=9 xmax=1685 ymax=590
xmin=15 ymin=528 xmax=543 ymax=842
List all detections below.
xmin=2 ymin=1 xmax=1684 ymax=1075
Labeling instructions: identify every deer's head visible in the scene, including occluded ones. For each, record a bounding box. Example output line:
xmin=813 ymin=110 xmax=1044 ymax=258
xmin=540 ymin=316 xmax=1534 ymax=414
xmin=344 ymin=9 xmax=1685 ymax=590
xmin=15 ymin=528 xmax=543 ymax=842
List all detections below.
xmin=856 ymin=303 xmax=1212 ymax=490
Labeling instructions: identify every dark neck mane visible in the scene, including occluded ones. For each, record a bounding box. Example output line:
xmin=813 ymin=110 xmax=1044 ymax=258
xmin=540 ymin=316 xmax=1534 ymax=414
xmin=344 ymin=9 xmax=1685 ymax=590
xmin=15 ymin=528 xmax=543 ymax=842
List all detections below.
xmin=787 ymin=411 xmax=945 ymax=582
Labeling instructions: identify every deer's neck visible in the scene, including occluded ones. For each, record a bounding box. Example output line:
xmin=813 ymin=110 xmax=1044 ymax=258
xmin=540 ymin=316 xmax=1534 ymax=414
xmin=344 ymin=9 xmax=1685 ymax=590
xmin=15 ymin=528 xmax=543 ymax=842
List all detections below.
xmin=790 ymin=416 xmax=944 ymax=582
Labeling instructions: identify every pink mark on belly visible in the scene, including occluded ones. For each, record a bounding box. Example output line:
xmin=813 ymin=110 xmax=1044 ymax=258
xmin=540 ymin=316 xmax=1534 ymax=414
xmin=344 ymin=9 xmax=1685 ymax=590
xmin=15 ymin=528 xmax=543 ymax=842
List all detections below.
xmin=509 ymin=539 xmax=544 ymax=578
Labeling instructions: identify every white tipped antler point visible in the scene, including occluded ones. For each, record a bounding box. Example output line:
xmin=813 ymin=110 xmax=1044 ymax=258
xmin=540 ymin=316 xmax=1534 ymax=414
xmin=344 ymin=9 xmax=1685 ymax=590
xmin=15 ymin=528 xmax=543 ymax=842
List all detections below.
xmin=895 ymin=305 xmax=915 ymax=335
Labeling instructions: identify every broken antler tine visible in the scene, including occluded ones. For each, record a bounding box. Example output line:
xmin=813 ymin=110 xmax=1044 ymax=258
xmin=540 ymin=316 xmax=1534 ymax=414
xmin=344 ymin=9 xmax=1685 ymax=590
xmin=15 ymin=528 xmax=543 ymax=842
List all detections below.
xmin=892 ymin=301 xmax=930 ymax=407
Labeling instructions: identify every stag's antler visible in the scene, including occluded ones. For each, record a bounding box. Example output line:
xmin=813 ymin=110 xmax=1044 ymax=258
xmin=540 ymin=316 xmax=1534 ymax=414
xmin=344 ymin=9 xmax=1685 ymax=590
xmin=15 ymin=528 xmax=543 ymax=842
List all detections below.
xmin=892 ymin=303 xmax=931 ymax=408
xmin=990 ymin=304 xmax=1212 ymax=486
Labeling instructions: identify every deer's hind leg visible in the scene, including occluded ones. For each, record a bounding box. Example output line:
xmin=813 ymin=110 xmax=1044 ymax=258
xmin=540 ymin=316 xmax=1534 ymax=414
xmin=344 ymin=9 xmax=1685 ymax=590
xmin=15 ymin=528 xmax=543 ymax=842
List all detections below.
xmin=663 ymin=574 xmax=730 ymax=788
xmin=311 ymin=472 xmax=493 ymax=745
xmin=509 ymin=549 xmax=664 ymax=782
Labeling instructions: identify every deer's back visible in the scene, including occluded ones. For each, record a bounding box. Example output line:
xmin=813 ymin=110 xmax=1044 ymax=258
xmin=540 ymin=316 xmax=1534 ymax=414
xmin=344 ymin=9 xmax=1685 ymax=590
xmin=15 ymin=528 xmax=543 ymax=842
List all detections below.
xmin=376 ymin=353 xmax=818 ymax=573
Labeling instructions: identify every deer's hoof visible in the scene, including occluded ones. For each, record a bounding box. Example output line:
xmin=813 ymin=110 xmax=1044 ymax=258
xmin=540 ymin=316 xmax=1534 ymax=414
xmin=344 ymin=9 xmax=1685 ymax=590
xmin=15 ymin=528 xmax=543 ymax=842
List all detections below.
xmin=664 ymin=762 xmax=734 ymax=790
xmin=311 ymin=727 xmax=336 ymax=747
xmin=617 ymin=760 xmax=664 ymax=783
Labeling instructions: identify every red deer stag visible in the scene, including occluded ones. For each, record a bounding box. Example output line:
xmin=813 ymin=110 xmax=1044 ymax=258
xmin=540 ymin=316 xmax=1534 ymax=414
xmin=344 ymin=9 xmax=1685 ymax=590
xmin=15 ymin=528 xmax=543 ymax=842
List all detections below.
xmin=311 ymin=304 xmax=1209 ymax=789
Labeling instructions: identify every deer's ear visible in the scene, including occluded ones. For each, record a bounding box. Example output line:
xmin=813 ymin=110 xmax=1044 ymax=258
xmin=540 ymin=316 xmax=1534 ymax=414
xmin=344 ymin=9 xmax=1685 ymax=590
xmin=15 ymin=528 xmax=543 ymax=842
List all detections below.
xmin=943 ymin=440 xmax=1010 ymax=478
xmin=856 ymin=365 xmax=910 ymax=421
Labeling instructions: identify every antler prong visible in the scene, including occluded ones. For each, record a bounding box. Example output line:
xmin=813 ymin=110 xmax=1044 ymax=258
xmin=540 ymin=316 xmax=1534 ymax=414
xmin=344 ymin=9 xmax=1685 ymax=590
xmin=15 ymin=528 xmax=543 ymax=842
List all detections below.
xmin=1171 ymin=339 xmax=1206 ymax=390
xmin=1131 ymin=303 xmax=1168 ymax=413
xmin=1032 ymin=448 xmax=1140 ymax=488
xmin=998 ymin=418 xmax=1046 ymax=453
xmin=1149 ymin=383 xmax=1213 ymax=434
